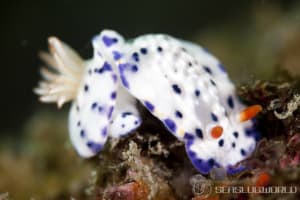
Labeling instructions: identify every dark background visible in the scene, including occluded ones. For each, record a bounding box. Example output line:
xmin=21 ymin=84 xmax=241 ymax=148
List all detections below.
xmin=0 ymin=0 xmax=296 ymax=135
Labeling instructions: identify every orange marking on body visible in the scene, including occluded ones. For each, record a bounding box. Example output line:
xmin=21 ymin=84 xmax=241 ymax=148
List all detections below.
xmin=211 ymin=126 xmax=223 ymax=139
xmin=255 ymin=172 xmax=270 ymax=187
xmin=239 ymin=105 xmax=262 ymax=122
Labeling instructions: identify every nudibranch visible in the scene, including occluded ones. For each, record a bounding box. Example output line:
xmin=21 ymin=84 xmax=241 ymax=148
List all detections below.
xmin=35 ymin=30 xmax=261 ymax=174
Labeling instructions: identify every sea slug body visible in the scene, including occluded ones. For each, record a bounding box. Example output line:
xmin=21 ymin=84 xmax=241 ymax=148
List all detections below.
xmin=34 ymin=29 xmax=260 ymax=174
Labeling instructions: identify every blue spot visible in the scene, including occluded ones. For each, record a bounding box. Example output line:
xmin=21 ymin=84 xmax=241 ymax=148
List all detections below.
xmin=197 ymin=162 xmax=212 ymax=174
xmin=91 ymin=102 xmax=98 ymax=110
xmin=132 ymin=52 xmax=139 ymax=62
xmin=118 ymin=64 xmax=130 ymax=88
xmin=131 ymin=65 xmax=138 ymax=72
xmin=87 ymin=141 xmax=103 ymax=153
xmin=208 ymin=158 xmax=215 ymax=167
xmin=102 ymin=62 xmax=112 ymax=71
xmin=98 ymin=106 xmax=103 ymax=112
xmin=240 ymin=149 xmax=246 ymax=156
xmin=195 ymin=89 xmax=200 ymax=97
xmin=218 ymin=63 xmax=226 ymax=72
xmin=202 ymin=47 xmax=210 ymax=53
xmin=184 ymin=133 xmax=194 ymax=147
xmin=210 ymin=79 xmax=216 ymax=86
xmin=101 ymin=127 xmax=108 ymax=136
xmin=95 ymin=62 xmax=112 ymax=74
xmin=175 ymin=110 xmax=183 ymax=118
xmin=233 ymin=131 xmax=239 ymax=138
xmin=102 ymin=35 xmax=118 ymax=47
xmin=225 ymin=110 xmax=229 ymax=117
xmin=172 ymin=84 xmax=181 ymax=94
xmin=218 ymin=139 xmax=224 ymax=147
xmin=118 ymin=63 xmax=128 ymax=71
xmin=186 ymin=139 xmax=194 ymax=148
xmin=227 ymin=96 xmax=234 ymax=109
xmin=211 ymin=113 xmax=218 ymax=122
xmin=107 ymin=106 xmax=114 ymax=118
xmin=121 ymin=124 xmax=125 ymax=128
xmin=144 ymin=101 xmax=154 ymax=112
xmin=227 ymin=166 xmax=246 ymax=175
xmin=84 ymin=84 xmax=89 ymax=92
xmin=112 ymin=51 xmax=122 ymax=60
xmin=122 ymin=112 xmax=132 ymax=118
xmin=232 ymin=142 xmax=236 ymax=148
xmin=196 ymin=159 xmax=202 ymax=165
xmin=164 ymin=118 xmax=177 ymax=133
xmin=189 ymin=151 xmax=197 ymax=158
xmin=195 ymin=128 xmax=203 ymax=139
xmin=203 ymin=66 xmax=212 ymax=74
xmin=111 ymin=91 xmax=117 ymax=99
xmin=245 ymin=127 xmax=261 ymax=141
xmin=112 ymin=74 xmax=118 ymax=82
xmin=140 ymin=48 xmax=147 ymax=54
xmin=120 ymin=75 xmax=129 ymax=88
xmin=97 ymin=68 xmax=104 ymax=73
xmin=80 ymin=129 xmax=85 ymax=138
xmin=186 ymin=149 xmax=216 ymax=174
xmin=134 ymin=120 xmax=139 ymax=125
xmin=184 ymin=132 xmax=194 ymax=141
xmin=157 ymin=46 xmax=163 ymax=52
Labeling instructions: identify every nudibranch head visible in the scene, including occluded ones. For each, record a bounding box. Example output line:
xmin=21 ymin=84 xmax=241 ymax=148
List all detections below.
xmin=35 ymin=29 xmax=261 ymax=174
xmin=35 ymin=31 xmax=142 ymax=157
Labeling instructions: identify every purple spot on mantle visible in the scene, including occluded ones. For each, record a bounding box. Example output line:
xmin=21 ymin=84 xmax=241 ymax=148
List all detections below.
xmin=87 ymin=141 xmax=103 ymax=153
xmin=120 ymin=75 xmax=129 ymax=88
xmin=80 ymin=129 xmax=85 ymax=138
xmin=218 ymin=63 xmax=226 ymax=72
xmin=118 ymin=63 xmax=130 ymax=88
xmin=227 ymin=166 xmax=246 ymax=175
xmin=144 ymin=101 xmax=154 ymax=112
xmin=102 ymin=36 xmax=118 ymax=47
xmin=107 ymin=106 xmax=114 ymax=118
xmin=101 ymin=127 xmax=108 ymax=136
xmin=122 ymin=112 xmax=132 ymax=118
xmin=163 ymin=118 xmax=177 ymax=133
xmin=102 ymin=62 xmax=112 ymax=71
xmin=112 ymin=74 xmax=118 ymax=83
xmin=111 ymin=91 xmax=117 ymax=99
xmin=112 ymin=51 xmax=122 ymax=60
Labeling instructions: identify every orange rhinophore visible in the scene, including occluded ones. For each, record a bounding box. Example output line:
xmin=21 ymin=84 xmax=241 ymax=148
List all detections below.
xmin=211 ymin=126 xmax=223 ymax=139
xmin=239 ymin=105 xmax=262 ymax=122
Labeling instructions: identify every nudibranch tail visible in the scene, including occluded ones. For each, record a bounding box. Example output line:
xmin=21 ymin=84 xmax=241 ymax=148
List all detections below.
xmin=34 ymin=37 xmax=85 ymax=108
